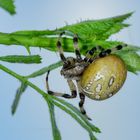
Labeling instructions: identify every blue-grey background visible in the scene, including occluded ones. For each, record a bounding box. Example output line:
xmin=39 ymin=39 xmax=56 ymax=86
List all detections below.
xmin=0 ymin=0 xmax=140 ymax=140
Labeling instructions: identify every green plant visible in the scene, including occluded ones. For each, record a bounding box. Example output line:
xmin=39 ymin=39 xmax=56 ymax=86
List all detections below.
xmin=0 ymin=1 xmax=140 ymax=140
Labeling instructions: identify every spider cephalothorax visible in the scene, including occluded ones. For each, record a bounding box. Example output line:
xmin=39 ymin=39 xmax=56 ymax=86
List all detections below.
xmin=60 ymin=57 xmax=88 ymax=80
xmin=46 ymin=33 xmax=127 ymax=120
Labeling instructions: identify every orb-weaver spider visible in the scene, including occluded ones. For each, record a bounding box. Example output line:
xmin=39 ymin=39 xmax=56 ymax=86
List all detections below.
xmin=46 ymin=32 xmax=127 ymax=120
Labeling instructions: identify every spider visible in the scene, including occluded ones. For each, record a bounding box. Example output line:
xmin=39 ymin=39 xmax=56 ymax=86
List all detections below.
xmin=46 ymin=32 xmax=127 ymax=120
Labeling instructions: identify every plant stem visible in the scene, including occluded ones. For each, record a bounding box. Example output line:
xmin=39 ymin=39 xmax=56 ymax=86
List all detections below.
xmin=51 ymin=100 xmax=97 ymax=140
xmin=52 ymin=96 xmax=101 ymax=133
xmin=26 ymin=61 xmax=62 ymax=78
xmin=0 ymin=63 xmax=25 ymax=81
xmin=0 ymin=63 xmax=99 ymax=139
xmin=46 ymin=99 xmax=61 ymax=140
xmin=0 ymin=63 xmax=45 ymax=96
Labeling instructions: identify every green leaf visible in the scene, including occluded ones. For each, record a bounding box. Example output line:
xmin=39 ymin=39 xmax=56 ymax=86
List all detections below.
xmin=80 ymin=41 xmax=140 ymax=74
xmin=12 ymin=30 xmax=55 ymax=37
xmin=0 ymin=55 xmax=42 ymax=64
xmin=0 ymin=0 xmax=16 ymax=15
xmin=0 ymin=12 xmax=133 ymax=48
xmin=11 ymin=82 xmax=28 ymax=115
xmin=58 ymin=12 xmax=133 ymax=41
xmin=51 ymin=99 xmax=97 ymax=140
xmin=0 ymin=63 xmax=100 ymax=140
xmin=26 ymin=61 xmax=62 ymax=78
xmin=47 ymin=100 xmax=61 ymax=140
xmin=52 ymin=96 xmax=101 ymax=133
xmin=0 ymin=12 xmax=140 ymax=74
xmin=116 ymin=51 xmax=140 ymax=74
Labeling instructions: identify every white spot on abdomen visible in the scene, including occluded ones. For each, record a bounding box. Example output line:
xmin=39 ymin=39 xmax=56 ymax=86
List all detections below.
xmin=95 ymin=95 xmax=100 ymax=99
xmin=94 ymin=72 xmax=104 ymax=81
xmin=95 ymin=84 xmax=102 ymax=92
xmin=108 ymin=76 xmax=115 ymax=86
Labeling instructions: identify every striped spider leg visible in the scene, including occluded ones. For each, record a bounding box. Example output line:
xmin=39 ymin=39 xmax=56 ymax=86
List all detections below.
xmin=84 ymin=44 xmax=127 ymax=63
xmin=45 ymin=33 xmax=91 ymax=120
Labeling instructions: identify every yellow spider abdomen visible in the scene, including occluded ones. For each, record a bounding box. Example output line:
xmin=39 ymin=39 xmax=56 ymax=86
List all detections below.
xmin=80 ymin=55 xmax=127 ymax=100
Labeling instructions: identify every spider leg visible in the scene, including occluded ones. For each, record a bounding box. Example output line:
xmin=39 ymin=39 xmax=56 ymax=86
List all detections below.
xmin=73 ymin=34 xmax=82 ymax=60
xmin=57 ymin=32 xmax=82 ymax=61
xmin=84 ymin=46 xmax=104 ymax=62
xmin=77 ymin=81 xmax=92 ymax=120
xmin=46 ymin=71 xmax=77 ymax=99
xmin=88 ymin=44 xmax=127 ymax=63
xmin=56 ymin=33 xmax=67 ymax=63
xmin=99 ymin=44 xmax=126 ymax=57
xmin=84 ymin=47 xmax=97 ymax=62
